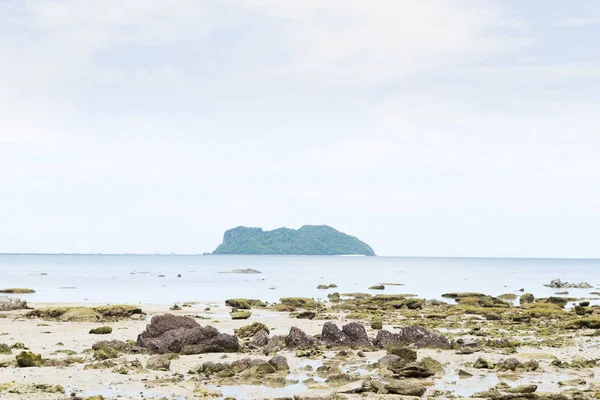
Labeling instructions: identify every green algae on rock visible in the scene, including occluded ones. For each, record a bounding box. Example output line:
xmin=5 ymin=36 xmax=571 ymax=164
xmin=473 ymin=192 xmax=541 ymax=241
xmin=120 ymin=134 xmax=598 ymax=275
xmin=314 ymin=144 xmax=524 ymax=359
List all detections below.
xmin=0 ymin=288 xmax=35 ymax=293
xmin=89 ymin=326 xmax=113 ymax=334
xmin=235 ymin=322 xmax=269 ymax=338
xmin=16 ymin=351 xmax=44 ymax=367
xmin=231 ymin=311 xmax=252 ymax=320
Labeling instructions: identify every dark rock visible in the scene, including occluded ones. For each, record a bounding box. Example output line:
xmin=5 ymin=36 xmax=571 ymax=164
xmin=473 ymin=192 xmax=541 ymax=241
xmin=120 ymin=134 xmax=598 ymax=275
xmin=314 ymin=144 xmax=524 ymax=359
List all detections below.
xmin=285 ymin=327 xmax=312 ymax=348
xmin=296 ymin=311 xmax=316 ymax=320
xmin=249 ymin=330 xmax=269 ymax=348
xmin=321 ymin=322 xmax=371 ymax=347
xmin=137 ymin=314 xmax=239 ymax=354
xmin=375 ymin=325 xmax=450 ymax=349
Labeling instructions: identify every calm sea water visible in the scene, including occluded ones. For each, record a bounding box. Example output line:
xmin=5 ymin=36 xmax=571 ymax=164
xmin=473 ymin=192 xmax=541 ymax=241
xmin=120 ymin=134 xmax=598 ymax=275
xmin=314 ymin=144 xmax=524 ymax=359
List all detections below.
xmin=0 ymin=255 xmax=598 ymax=305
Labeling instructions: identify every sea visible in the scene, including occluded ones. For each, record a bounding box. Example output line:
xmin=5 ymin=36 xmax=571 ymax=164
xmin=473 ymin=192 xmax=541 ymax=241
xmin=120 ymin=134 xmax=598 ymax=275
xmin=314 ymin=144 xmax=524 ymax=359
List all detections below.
xmin=0 ymin=254 xmax=598 ymax=305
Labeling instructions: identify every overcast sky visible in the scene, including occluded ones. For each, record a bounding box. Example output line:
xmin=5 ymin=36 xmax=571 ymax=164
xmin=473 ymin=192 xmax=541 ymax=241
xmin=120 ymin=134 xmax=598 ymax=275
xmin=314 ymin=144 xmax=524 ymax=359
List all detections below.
xmin=1 ymin=1 xmax=599 ymax=257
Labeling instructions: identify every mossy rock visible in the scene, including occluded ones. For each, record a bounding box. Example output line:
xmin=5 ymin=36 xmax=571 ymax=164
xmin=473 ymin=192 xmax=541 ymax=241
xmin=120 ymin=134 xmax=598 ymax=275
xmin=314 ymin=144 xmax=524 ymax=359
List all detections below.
xmin=296 ymin=311 xmax=316 ymax=320
xmin=93 ymin=347 xmax=120 ymax=360
xmin=235 ymin=322 xmax=269 ymax=338
xmin=369 ymin=285 xmax=385 ymax=290
xmin=89 ymin=326 xmax=113 ymax=335
xmin=420 ymin=356 xmax=444 ymax=374
xmin=231 ymin=311 xmax=252 ymax=320
xmin=16 ymin=351 xmax=43 ymax=367
xmin=60 ymin=308 xmax=103 ymax=322
xmin=327 ymin=292 xmax=341 ymax=303
xmin=371 ymin=320 xmax=383 ymax=330
xmin=473 ymin=357 xmax=494 ymax=369
xmin=387 ymin=346 xmax=417 ymax=362
xmin=280 ymin=297 xmax=315 ymax=308
xmin=0 ymin=343 xmax=12 ymax=355
xmin=498 ymin=293 xmax=517 ymax=301
xmin=564 ymin=317 xmax=600 ymax=329
xmin=0 ymin=288 xmax=35 ymax=294
xmin=328 ymin=284 xmax=338 ymax=288
xmin=317 ymin=285 xmax=329 ymax=289
xmin=519 ymin=293 xmax=534 ymax=304
xmin=225 ymin=299 xmax=251 ymax=309
xmin=93 ymin=305 xmax=143 ymax=317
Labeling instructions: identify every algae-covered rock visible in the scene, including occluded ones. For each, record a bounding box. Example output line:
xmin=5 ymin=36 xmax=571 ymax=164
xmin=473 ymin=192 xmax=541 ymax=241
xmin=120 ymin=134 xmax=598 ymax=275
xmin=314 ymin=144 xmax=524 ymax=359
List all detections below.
xmin=225 ymin=299 xmax=251 ymax=309
xmin=89 ymin=326 xmax=113 ymax=335
xmin=371 ymin=320 xmax=383 ymax=330
xmin=564 ymin=317 xmax=600 ymax=329
xmin=317 ymin=285 xmax=329 ymax=289
xmin=235 ymin=322 xmax=269 ymax=338
xmin=519 ymin=293 xmax=535 ymax=304
xmin=384 ymin=380 xmax=426 ymax=396
xmin=420 ymin=356 xmax=444 ymax=374
xmin=474 ymin=357 xmax=494 ymax=369
xmin=0 ymin=383 xmax=64 ymax=394
xmin=369 ymin=285 xmax=385 ymax=290
xmin=296 ymin=311 xmax=316 ymax=320
xmin=280 ymin=297 xmax=316 ymax=308
xmin=231 ymin=311 xmax=252 ymax=320
xmin=0 ymin=343 xmax=11 ymax=354
xmin=16 ymin=351 xmax=43 ymax=367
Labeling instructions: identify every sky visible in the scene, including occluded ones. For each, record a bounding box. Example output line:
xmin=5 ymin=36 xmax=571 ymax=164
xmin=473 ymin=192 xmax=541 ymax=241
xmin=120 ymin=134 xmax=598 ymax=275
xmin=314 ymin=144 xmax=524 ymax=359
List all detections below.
xmin=1 ymin=0 xmax=600 ymax=257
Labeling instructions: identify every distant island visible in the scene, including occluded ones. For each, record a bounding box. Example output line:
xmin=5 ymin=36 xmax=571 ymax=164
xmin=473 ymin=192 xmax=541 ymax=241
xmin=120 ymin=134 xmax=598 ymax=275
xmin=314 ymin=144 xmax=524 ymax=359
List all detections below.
xmin=213 ymin=225 xmax=375 ymax=256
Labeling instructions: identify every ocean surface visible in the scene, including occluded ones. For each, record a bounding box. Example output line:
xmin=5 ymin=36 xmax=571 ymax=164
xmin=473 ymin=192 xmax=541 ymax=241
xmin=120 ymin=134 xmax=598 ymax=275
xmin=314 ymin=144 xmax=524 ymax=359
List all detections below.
xmin=0 ymin=255 xmax=598 ymax=305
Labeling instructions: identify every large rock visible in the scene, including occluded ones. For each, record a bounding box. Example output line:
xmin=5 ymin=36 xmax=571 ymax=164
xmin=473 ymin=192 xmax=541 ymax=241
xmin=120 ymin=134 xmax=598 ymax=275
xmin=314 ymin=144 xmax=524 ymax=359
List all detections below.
xmin=385 ymin=380 xmax=426 ymax=396
xmin=376 ymin=325 xmax=450 ymax=349
xmin=146 ymin=354 xmax=175 ymax=371
xmin=137 ymin=314 xmax=239 ymax=354
xmin=285 ymin=326 xmax=312 ymax=348
xmin=249 ymin=330 xmax=269 ymax=348
xmin=0 ymin=296 xmax=28 ymax=311
xmin=321 ymin=322 xmax=372 ymax=347
xmin=263 ymin=335 xmax=286 ymax=355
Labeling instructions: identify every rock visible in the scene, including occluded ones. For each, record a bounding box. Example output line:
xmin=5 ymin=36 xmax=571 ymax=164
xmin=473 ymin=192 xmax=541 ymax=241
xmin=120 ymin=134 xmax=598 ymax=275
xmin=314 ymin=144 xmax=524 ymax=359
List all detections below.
xmin=317 ymin=285 xmax=329 ymax=289
xmin=336 ymin=380 xmax=365 ymax=394
xmin=89 ymin=326 xmax=112 ymax=334
xmin=321 ymin=322 xmax=371 ymax=347
xmin=297 ymin=311 xmax=317 ymax=320
xmin=137 ymin=314 xmax=240 ymax=354
xmin=92 ymin=340 xmax=129 ymax=360
xmin=458 ymin=369 xmax=473 ymax=377
xmin=146 ymin=353 xmax=176 ymax=371
xmin=376 ymin=325 xmax=450 ymax=349
xmin=236 ymin=322 xmax=269 ymax=338
xmin=263 ymin=335 xmax=286 ymax=354
xmin=249 ymin=330 xmax=270 ymax=348
xmin=474 ymin=357 xmax=494 ymax=369
xmin=231 ymin=311 xmax=251 ymax=320
xmin=16 ymin=351 xmax=43 ymax=367
xmin=0 ymin=295 xmax=28 ymax=311
xmin=384 ymin=380 xmax=426 ymax=396
xmin=225 ymin=299 xmax=251 ymax=309
xmin=0 ymin=343 xmax=11 ymax=355
xmin=389 ymin=363 xmax=435 ymax=378
xmin=231 ymin=358 xmax=252 ymax=373
xmin=387 ymin=346 xmax=417 ymax=362
xmin=545 ymin=279 xmax=591 ymax=289
xmin=328 ymin=292 xmax=341 ymax=302
xmin=378 ymin=354 xmax=401 ymax=368
xmin=248 ymin=359 xmax=276 ymax=375
xmin=371 ymin=320 xmax=383 ymax=330
xmin=369 ymin=285 xmax=385 ymax=290
xmin=268 ymin=355 xmax=289 ymax=371
xmin=420 ymin=356 xmax=444 ymax=374
xmin=285 ymin=326 xmax=312 ymax=348
xmin=519 ymin=293 xmax=535 ymax=304
xmin=60 ymin=308 xmax=103 ymax=322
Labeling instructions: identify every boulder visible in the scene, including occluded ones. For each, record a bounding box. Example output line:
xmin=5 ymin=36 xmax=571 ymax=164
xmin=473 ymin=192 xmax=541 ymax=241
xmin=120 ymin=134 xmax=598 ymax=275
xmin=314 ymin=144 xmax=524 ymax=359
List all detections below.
xmin=378 ymin=354 xmax=401 ymax=368
xmin=89 ymin=326 xmax=112 ymax=335
xmin=321 ymin=322 xmax=371 ymax=347
xmin=387 ymin=346 xmax=417 ymax=362
xmin=285 ymin=326 xmax=312 ymax=348
xmin=137 ymin=314 xmax=239 ymax=354
xmin=236 ymin=322 xmax=269 ymax=338
xmin=268 ymin=355 xmax=290 ymax=371
xmin=376 ymin=325 xmax=450 ymax=349
xmin=0 ymin=295 xmax=28 ymax=311
xmin=249 ymin=330 xmax=269 ymax=348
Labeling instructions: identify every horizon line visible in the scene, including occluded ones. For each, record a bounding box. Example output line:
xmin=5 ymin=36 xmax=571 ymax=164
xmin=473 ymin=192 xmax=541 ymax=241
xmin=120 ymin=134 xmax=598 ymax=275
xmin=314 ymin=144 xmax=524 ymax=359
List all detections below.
xmin=0 ymin=252 xmax=599 ymax=261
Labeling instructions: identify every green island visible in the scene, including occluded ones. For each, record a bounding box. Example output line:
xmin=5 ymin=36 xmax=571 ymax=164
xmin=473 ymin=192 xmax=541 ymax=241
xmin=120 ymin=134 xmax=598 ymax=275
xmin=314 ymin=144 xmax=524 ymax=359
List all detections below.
xmin=213 ymin=225 xmax=375 ymax=256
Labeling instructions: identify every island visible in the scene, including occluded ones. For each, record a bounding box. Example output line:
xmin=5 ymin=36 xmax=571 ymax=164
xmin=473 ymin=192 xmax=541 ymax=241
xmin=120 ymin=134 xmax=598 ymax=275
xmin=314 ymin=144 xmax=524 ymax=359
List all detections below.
xmin=213 ymin=225 xmax=375 ymax=256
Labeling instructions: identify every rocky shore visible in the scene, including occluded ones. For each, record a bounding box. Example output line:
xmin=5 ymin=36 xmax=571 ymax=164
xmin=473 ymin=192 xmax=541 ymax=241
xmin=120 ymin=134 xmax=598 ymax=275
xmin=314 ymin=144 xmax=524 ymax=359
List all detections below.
xmin=0 ymin=288 xmax=599 ymax=400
